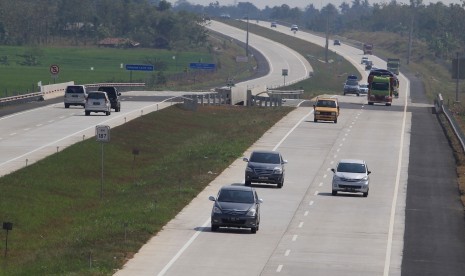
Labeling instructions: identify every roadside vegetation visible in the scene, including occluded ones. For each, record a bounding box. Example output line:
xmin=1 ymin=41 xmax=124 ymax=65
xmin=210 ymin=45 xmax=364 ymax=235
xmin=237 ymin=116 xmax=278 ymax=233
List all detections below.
xmin=0 ymin=32 xmax=257 ymax=97
xmin=0 ymin=105 xmax=293 ymax=275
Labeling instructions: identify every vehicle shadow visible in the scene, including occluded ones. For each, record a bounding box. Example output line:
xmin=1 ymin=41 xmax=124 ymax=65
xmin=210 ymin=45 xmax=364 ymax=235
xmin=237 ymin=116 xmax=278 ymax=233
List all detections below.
xmin=196 ymin=226 xmax=254 ymax=234
xmin=318 ymin=192 xmax=364 ymax=197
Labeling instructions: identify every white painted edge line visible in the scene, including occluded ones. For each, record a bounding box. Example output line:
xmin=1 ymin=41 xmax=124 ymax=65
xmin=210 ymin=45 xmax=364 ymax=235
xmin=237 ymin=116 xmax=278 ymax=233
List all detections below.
xmin=273 ymin=109 xmax=314 ymax=151
xmin=158 ymin=108 xmax=314 ymax=275
xmin=157 ymin=219 xmax=211 ymax=276
xmin=383 ymin=78 xmax=409 ymax=276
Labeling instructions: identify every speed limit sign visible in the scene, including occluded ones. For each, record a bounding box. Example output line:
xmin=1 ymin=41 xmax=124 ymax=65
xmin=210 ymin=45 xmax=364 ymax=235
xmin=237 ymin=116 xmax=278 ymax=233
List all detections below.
xmin=50 ymin=64 xmax=60 ymax=75
xmin=96 ymin=125 xmax=111 ymax=142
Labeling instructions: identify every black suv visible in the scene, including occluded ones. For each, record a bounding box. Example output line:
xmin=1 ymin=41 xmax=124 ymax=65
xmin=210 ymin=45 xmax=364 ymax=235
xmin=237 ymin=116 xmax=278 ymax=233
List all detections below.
xmin=243 ymin=150 xmax=287 ymax=188
xmin=97 ymin=86 xmax=121 ymax=112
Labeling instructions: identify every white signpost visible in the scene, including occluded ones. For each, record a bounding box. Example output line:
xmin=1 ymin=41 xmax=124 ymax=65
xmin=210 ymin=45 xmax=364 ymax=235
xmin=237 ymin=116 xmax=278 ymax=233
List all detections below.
xmin=96 ymin=125 xmax=110 ymax=198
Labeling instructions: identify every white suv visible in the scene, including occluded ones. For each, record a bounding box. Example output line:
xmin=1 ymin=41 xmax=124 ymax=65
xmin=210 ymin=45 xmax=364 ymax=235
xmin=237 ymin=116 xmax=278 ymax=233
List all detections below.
xmin=85 ymin=91 xmax=111 ymax=116
xmin=64 ymin=85 xmax=87 ymax=108
xmin=331 ymin=159 xmax=371 ymax=197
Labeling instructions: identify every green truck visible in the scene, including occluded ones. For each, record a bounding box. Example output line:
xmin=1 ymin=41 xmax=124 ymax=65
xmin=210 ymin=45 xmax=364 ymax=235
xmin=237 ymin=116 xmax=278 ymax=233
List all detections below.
xmin=367 ymin=69 xmax=399 ymax=105
xmin=387 ymin=58 xmax=400 ymax=75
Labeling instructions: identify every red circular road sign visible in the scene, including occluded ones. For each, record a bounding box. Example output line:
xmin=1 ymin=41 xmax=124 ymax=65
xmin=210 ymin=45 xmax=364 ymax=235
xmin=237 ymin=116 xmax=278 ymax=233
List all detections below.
xmin=50 ymin=64 xmax=60 ymax=75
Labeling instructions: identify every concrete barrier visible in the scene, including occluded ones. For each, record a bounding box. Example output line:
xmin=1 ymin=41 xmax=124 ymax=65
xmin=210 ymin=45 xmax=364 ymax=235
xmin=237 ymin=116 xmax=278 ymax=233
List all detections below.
xmin=40 ymin=81 xmax=75 ymax=100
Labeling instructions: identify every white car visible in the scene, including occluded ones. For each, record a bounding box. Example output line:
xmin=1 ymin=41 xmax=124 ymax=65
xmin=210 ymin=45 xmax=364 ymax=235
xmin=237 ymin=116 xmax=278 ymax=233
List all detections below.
xmin=291 ymin=24 xmax=298 ymax=31
xmin=361 ymin=56 xmax=369 ymax=64
xmin=359 ymin=83 xmax=369 ymax=94
xmin=331 ymin=159 xmax=371 ymax=197
xmin=85 ymin=91 xmax=111 ymax=116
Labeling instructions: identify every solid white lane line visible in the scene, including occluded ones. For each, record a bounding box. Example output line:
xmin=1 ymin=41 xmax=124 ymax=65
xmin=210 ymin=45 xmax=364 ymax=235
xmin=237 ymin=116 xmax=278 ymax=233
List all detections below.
xmin=157 ymin=107 xmax=313 ymax=275
xmin=157 ymin=219 xmax=210 ymax=276
xmin=383 ymin=79 xmax=409 ymax=276
xmin=273 ymin=110 xmax=314 ymax=151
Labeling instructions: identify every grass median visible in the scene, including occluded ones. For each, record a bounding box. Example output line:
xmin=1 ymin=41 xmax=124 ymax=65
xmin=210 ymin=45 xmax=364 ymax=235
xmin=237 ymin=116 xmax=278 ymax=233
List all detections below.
xmin=0 ymin=104 xmax=293 ymax=275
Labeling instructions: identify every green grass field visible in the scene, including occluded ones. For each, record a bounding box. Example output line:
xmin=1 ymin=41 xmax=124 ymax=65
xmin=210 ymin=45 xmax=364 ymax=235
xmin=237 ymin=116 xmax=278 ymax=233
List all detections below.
xmin=0 ymin=105 xmax=293 ymax=275
xmin=0 ymin=46 xmax=214 ymax=96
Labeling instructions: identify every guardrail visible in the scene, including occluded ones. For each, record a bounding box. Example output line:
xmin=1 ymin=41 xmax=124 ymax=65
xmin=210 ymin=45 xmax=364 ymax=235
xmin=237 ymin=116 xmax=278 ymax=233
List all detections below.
xmin=0 ymin=82 xmax=146 ymax=106
xmin=436 ymin=93 xmax=465 ymax=152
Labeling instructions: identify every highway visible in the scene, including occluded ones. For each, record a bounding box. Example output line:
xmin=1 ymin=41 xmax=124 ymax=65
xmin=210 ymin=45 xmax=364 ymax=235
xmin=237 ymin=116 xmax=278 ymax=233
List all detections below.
xmin=115 ymin=22 xmax=410 ymax=275
xmin=2 ymin=20 xmax=464 ymax=276
xmin=0 ymin=24 xmax=312 ymax=178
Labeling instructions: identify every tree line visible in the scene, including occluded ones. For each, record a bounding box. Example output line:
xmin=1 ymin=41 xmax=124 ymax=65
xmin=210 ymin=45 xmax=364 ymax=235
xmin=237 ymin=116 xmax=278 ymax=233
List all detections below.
xmin=0 ymin=0 xmax=208 ymax=50
xmin=173 ymin=0 xmax=465 ymax=59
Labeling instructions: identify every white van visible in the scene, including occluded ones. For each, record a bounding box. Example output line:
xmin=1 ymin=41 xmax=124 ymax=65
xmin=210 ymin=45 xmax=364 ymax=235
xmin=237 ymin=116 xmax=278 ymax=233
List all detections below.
xmin=64 ymin=85 xmax=87 ymax=108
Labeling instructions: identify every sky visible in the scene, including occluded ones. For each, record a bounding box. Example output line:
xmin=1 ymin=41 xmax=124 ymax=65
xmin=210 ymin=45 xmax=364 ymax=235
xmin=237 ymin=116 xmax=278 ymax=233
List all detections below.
xmin=170 ymin=0 xmax=463 ymax=9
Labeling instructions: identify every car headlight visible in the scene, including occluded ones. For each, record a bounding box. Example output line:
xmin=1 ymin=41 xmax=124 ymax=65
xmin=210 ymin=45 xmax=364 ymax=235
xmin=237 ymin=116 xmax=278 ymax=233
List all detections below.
xmin=315 ymin=111 xmax=321 ymax=115
xmin=246 ymin=208 xmax=257 ymax=216
xmin=331 ymin=112 xmax=336 ymax=115
xmin=246 ymin=166 xmax=253 ymax=172
xmin=212 ymin=206 xmax=222 ymax=214
xmin=362 ymin=176 xmax=369 ymax=181
xmin=273 ymin=167 xmax=282 ymax=174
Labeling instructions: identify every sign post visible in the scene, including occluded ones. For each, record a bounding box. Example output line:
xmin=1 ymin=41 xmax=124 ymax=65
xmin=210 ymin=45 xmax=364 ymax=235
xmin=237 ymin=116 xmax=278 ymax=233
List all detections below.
xmin=50 ymin=64 xmax=59 ymax=84
xmin=282 ymin=69 xmax=288 ymax=86
xmin=96 ymin=125 xmax=110 ymax=198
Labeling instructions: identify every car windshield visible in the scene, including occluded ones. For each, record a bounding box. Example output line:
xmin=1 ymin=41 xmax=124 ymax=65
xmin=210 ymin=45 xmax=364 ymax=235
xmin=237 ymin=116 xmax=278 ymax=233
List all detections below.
xmin=337 ymin=162 xmax=366 ymax=173
xmin=346 ymin=80 xmax=358 ymax=85
xmin=66 ymin=86 xmax=84 ymax=93
xmin=249 ymin=152 xmax=280 ymax=164
xmin=372 ymin=82 xmax=389 ymax=90
xmin=316 ymin=100 xmax=336 ymax=108
xmin=218 ymin=190 xmax=254 ymax=203
xmin=360 ymin=84 xmax=368 ymax=88
xmin=88 ymin=93 xmax=106 ymax=99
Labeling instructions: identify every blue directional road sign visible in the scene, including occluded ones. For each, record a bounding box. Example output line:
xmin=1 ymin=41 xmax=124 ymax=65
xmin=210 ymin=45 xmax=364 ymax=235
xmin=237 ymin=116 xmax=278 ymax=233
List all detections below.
xmin=125 ymin=64 xmax=154 ymax=71
xmin=189 ymin=63 xmax=216 ymax=70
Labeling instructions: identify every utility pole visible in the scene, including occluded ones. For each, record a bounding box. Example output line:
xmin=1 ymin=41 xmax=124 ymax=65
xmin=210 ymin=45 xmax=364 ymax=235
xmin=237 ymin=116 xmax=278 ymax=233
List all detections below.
xmin=246 ymin=15 xmax=249 ymax=57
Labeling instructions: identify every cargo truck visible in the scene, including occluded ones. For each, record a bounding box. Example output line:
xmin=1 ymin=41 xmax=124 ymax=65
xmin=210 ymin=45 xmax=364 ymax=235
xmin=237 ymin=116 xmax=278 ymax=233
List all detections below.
xmin=363 ymin=43 xmax=373 ymax=55
xmin=387 ymin=58 xmax=400 ymax=75
xmin=367 ymin=69 xmax=399 ymax=106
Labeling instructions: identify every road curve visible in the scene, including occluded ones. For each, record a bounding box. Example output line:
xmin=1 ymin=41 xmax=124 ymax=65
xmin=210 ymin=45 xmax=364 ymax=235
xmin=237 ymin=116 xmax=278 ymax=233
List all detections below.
xmin=115 ymin=22 xmax=410 ymax=276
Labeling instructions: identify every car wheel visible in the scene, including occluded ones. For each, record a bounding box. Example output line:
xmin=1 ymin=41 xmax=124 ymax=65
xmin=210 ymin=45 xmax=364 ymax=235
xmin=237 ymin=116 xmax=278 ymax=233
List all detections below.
xmin=334 ymin=118 xmax=337 ymax=124
xmin=368 ymin=102 xmax=374 ymax=105
xmin=251 ymin=227 xmax=257 ymax=234
xmin=314 ymin=118 xmax=317 ymax=123
xmin=357 ymin=93 xmax=360 ymax=96
xmin=332 ymin=190 xmax=337 ymax=196
xmin=245 ymin=180 xmax=251 ymax=186
xmin=363 ymin=191 xmax=369 ymax=197
xmin=106 ymin=111 xmax=110 ymax=116
xmin=277 ymin=180 xmax=283 ymax=188
xmin=65 ymin=104 xmax=70 ymax=108
xmin=211 ymin=225 xmax=219 ymax=232
xmin=85 ymin=111 xmax=90 ymax=116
